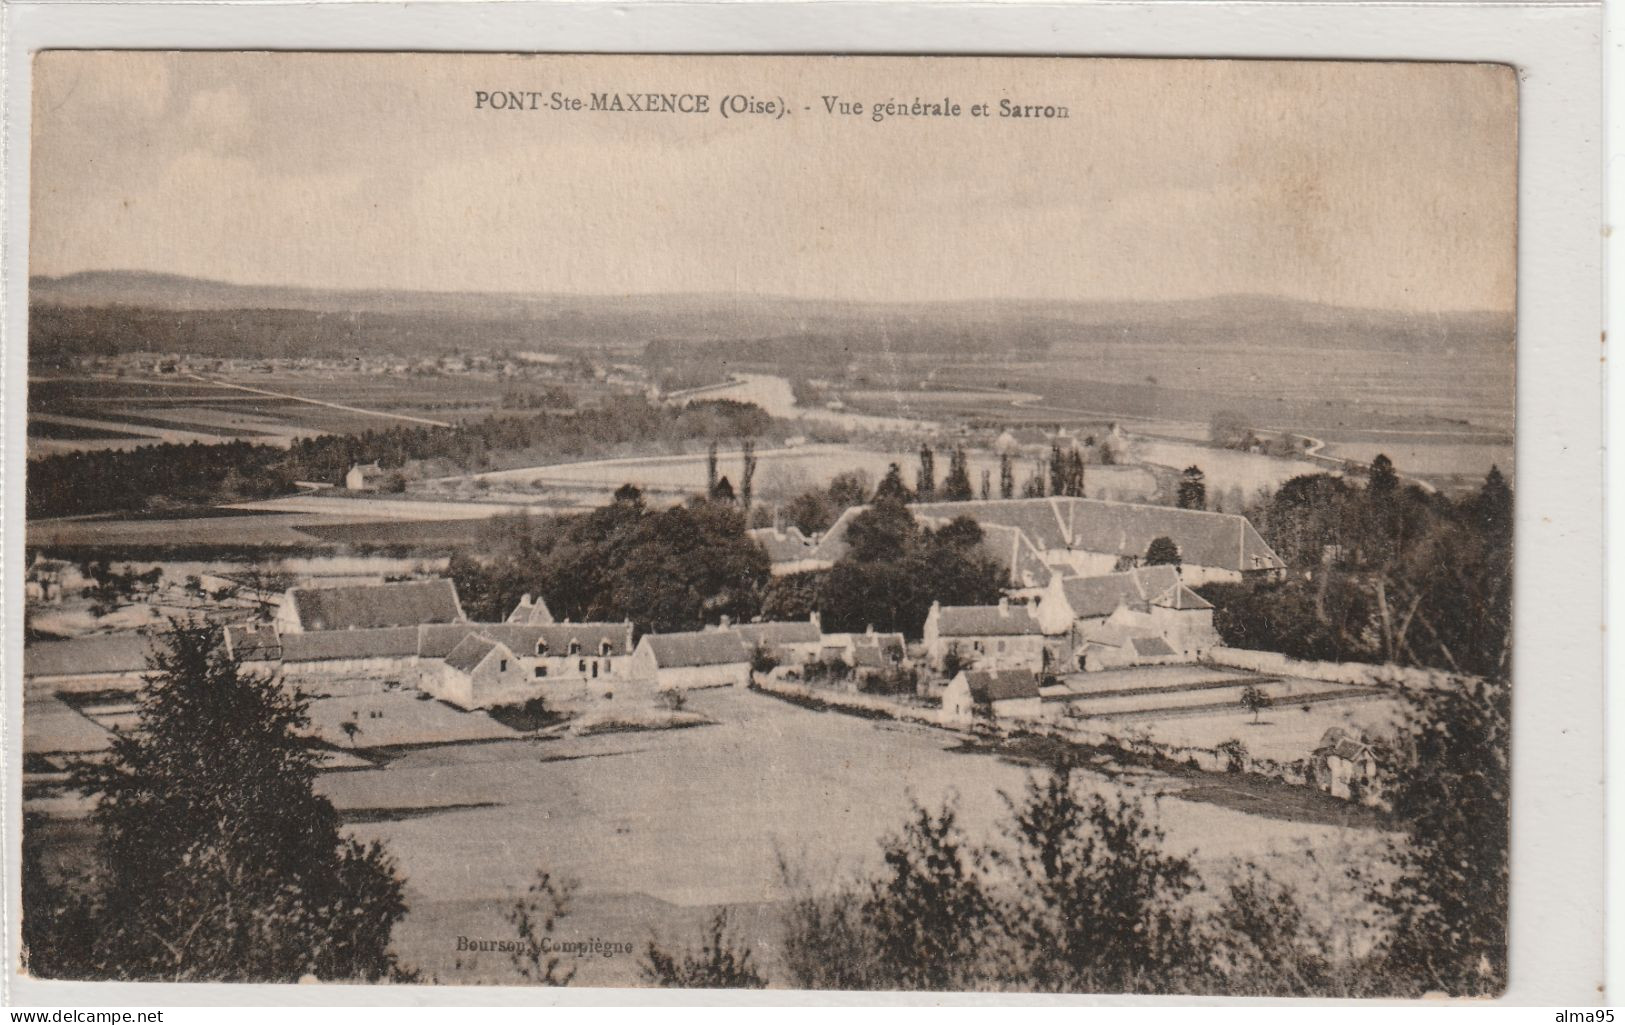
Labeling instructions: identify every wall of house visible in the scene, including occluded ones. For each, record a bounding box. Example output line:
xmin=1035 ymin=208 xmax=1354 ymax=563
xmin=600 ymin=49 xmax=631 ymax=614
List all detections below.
xmin=468 ymin=652 xmax=535 ymax=708
xmin=931 ymin=633 xmax=1047 ymax=673
xmin=990 ymin=696 xmax=1045 ymax=721
xmin=654 ymin=662 xmax=751 ymax=691
xmin=1201 ymin=647 xmax=1456 ymax=690
xmin=281 ymin=655 xmax=420 ymax=696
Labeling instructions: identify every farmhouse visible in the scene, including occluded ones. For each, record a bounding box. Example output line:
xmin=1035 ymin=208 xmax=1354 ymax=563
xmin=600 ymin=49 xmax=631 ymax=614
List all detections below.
xmin=629 ymin=631 xmax=751 ymax=691
xmin=279 ymin=627 xmax=423 ymax=695
xmin=275 ymin=578 xmax=465 ymax=634
xmin=506 ymin=593 xmax=556 ymax=625
xmin=813 ymin=497 xmax=1285 ymax=586
xmin=941 ymin=668 xmax=1043 ymax=726
xmin=1037 ymin=565 xmax=1220 ymax=661
xmin=922 ymin=598 xmax=1046 ymax=673
xmin=424 ymin=635 xmax=525 ymax=710
xmin=722 ymin=614 xmax=824 ymax=666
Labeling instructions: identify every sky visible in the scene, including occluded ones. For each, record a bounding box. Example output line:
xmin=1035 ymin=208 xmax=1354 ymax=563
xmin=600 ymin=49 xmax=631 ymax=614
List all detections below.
xmin=30 ymin=52 xmax=1517 ymax=313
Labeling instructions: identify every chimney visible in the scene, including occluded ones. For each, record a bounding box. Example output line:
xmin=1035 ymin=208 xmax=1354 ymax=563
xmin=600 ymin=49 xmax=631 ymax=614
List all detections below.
xmin=998 ymin=597 xmax=1010 ymax=617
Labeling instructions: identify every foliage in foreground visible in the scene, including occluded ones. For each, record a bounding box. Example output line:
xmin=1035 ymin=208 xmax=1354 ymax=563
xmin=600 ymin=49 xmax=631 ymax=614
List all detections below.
xmin=23 ymin=623 xmax=409 ymax=982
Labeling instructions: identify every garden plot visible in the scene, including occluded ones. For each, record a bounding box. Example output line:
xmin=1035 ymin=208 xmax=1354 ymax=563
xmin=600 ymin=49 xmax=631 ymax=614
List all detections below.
xmin=1064 ymin=676 xmax=1376 ymax=720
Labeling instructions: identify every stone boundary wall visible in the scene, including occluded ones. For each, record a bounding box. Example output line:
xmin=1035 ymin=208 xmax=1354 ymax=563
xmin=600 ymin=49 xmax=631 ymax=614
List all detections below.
xmin=1201 ymin=646 xmax=1463 ymax=691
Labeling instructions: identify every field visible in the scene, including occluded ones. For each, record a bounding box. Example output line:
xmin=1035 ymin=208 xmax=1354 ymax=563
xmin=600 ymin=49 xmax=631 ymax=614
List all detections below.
xmin=447 ymin=442 xmax=1161 ymax=505
xmin=309 ymin=686 xmax=1387 ymax=986
xmin=1052 ymin=665 xmax=1403 ymax=765
xmin=25 ymin=372 xmax=518 ymax=457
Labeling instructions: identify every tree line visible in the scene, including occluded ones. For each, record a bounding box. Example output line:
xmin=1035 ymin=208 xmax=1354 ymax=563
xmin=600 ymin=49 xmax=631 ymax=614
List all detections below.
xmin=1197 ymin=459 xmax=1512 ymax=678
xmin=26 ymin=397 xmax=774 ymax=520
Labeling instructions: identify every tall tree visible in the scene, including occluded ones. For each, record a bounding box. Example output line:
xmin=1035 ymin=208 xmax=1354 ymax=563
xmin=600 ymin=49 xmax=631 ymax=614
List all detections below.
xmin=980 ymin=468 xmax=992 ymax=500
xmin=1177 ymin=465 xmax=1207 ymax=510
xmin=56 ymin=623 xmax=407 ymax=982
xmin=706 ymin=440 xmax=719 ymax=495
xmin=999 ymin=452 xmax=1015 ymax=499
xmin=942 ymin=447 xmax=975 ymax=501
xmin=916 ymin=446 xmax=936 ymax=501
xmin=740 ymin=439 xmax=757 ymax=512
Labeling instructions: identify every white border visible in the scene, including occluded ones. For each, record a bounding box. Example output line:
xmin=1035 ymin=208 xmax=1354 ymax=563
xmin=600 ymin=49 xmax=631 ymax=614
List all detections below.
xmin=0 ymin=0 xmax=1606 ymax=1009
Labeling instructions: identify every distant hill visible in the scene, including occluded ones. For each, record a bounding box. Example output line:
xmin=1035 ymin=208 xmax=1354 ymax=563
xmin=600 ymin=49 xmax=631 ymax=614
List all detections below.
xmin=29 ymin=270 xmax=1513 ymax=362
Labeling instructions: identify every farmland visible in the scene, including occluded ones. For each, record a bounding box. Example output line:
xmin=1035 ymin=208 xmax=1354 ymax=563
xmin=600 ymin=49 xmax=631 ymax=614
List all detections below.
xmin=25 ymin=372 xmax=533 ymax=457
xmin=314 ymin=686 xmax=1387 ymax=986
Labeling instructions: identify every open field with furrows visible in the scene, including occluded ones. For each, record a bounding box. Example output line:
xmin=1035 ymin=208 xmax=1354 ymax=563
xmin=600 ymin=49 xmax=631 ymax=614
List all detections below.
xmin=26 ymin=372 xmax=539 ymax=456
xmin=25 ymin=509 xmax=508 ymax=555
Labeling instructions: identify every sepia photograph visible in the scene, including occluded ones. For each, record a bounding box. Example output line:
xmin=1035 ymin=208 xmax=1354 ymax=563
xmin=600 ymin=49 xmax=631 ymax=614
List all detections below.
xmin=17 ymin=52 xmax=1518 ymax=997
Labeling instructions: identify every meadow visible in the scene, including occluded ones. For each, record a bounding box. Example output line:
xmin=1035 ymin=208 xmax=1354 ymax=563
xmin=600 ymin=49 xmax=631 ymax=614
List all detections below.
xmin=316 ymin=686 xmax=1389 ymax=986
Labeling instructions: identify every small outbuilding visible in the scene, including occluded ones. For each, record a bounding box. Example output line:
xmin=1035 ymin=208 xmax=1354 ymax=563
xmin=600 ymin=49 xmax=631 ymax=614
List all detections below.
xmin=628 ymin=631 xmax=752 ymax=691
xmin=941 ymin=668 xmax=1043 ymax=727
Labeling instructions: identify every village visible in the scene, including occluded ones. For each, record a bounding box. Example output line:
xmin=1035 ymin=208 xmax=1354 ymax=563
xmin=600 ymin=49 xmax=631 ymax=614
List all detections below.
xmin=24 ymin=488 xmax=1413 ymax=823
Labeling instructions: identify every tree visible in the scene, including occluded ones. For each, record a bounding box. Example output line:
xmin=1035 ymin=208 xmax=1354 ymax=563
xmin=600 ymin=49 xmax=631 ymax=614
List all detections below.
xmin=1473 ymin=465 xmax=1512 ymax=540
xmin=916 ymin=446 xmax=936 ymax=500
xmin=1177 ymin=465 xmax=1207 ymax=510
xmin=863 ymin=801 xmax=994 ymax=991
xmin=52 ymin=623 xmax=407 ymax=981
xmin=504 ymin=869 xmax=578 ymax=985
xmin=942 ymin=447 xmax=975 ymax=501
xmin=740 ymin=439 xmax=757 ymax=511
xmin=874 ymin=462 xmax=912 ymax=504
xmin=706 ymin=440 xmax=719 ymax=495
xmin=996 ymin=765 xmax=1205 ymax=992
xmin=1375 ymin=675 xmax=1510 ymax=995
xmin=709 ymin=475 xmax=736 ymax=503
xmin=641 ymin=909 xmax=767 ymax=989
xmin=340 ymin=720 xmax=361 ymax=747
xmin=1239 ymin=684 xmax=1271 ymax=724
xmin=1145 ymin=536 xmax=1181 ymax=566
xmin=1367 ymin=454 xmax=1399 ymax=500
xmin=827 ymin=470 xmax=871 ymax=511
xmin=980 ymin=468 xmax=992 ymax=501
xmin=999 ymin=452 xmax=1015 ymax=499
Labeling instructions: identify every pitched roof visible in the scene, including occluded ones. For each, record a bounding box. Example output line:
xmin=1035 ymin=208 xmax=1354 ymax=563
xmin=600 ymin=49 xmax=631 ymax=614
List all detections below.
xmin=285 ymin=578 xmax=463 ymax=632
xmin=25 ymin=634 xmax=152 ymax=678
xmin=1314 ymin=727 xmax=1376 ymax=762
xmin=852 ymin=634 xmax=906 ymax=668
xmin=445 ymin=634 xmax=505 ymax=674
xmin=506 ymin=594 xmax=555 ymax=625
xmin=281 ymin=627 xmax=421 ymax=663
xmin=748 ymin=527 xmax=818 ymax=564
xmin=224 ymin=623 xmax=282 ymax=661
xmin=1058 ymin=566 xmax=1184 ymax=619
xmin=640 ymin=631 xmax=750 ymax=668
xmin=817 ymin=497 xmax=1283 ymax=574
xmin=419 ymin=622 xmax=633 ymax=659
xmin=1058 ymin=498 xmax=1284 ymax=572
xmin=962 ymin=669 xmax=1040 ymax=703
xmin=934 ymin=603 xmax=1042 ymax=637
xmin=1129 ymin=636 xmax=1177 ymax=657
xmin=729 ymin=620 xmax=822 ymax=647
